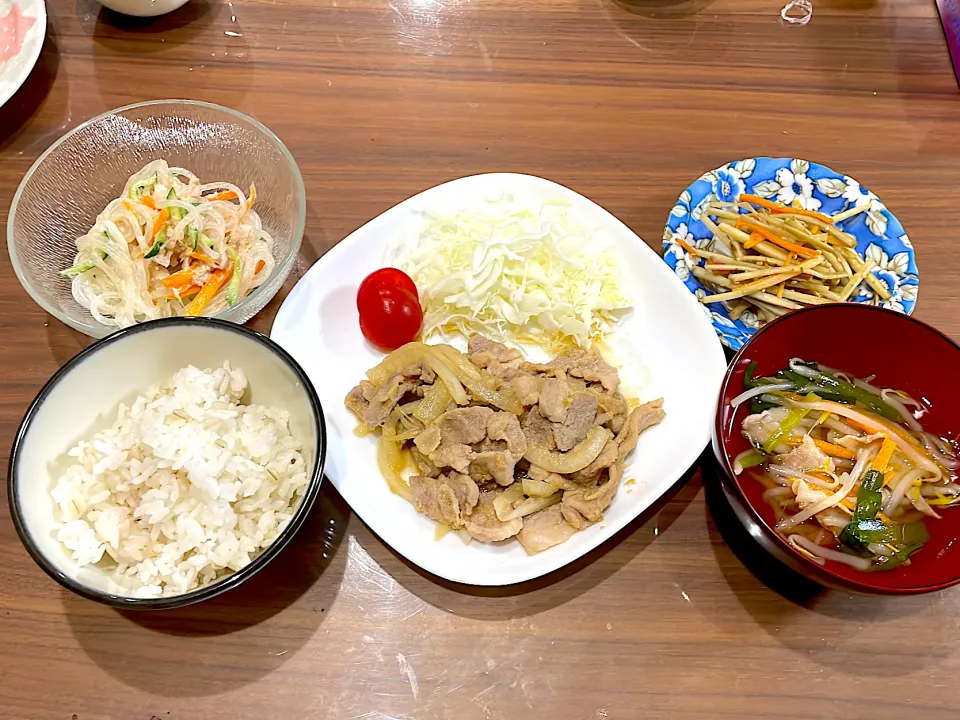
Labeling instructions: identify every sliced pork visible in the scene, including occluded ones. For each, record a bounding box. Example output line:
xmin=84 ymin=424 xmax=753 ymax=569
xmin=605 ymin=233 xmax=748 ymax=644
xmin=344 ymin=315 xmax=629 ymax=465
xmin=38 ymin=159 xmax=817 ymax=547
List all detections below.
xmin=345 ymin=334 xmax=666 ymax=554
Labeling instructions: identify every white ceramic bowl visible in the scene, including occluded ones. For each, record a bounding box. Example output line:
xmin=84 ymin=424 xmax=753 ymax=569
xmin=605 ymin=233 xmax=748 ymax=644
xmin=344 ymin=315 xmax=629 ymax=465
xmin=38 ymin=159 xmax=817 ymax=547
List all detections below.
xmin=7 ymin=318 xmax=326 ymax=609
xmin=96 ymin=0 xmax=189 ymax=17
xmin=271 ymin=172 xmax=727 ymax=586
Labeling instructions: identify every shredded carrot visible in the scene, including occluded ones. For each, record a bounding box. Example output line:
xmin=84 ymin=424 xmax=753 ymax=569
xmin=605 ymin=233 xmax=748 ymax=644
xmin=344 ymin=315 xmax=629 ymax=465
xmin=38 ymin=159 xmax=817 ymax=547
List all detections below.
xmin=737 ymin=270 xmax=800 ymax=293
xmin=185 ymin=265 xmax=232 ymax=316
xmin=776 ymin=281 xmax=786 ymax=299
xmin=160 ymin=267 xmax=196 ymax=289
xmin=743 ymin=232 xmax=764 ymax=250
xmin=122 ymin=200 xmax=137 ymax=214
xmin=739 ymin=194 xmax=833 ymax=224
xmin=737 ymin=218 xmax=820 ymax=259
xmin=187 ymin=251 xmax=215 ymax=263
xmin=141 ymin=196 xmax=157 ymax=210
xmin=255 ymin=259 xmax=265 ymax=274
xmin=149 ymin=209 xmax=169 ymax=244
xmin=846 ymin=417 xmax=875 ymax=434
xmin=812 ymin=438 xmax=856 ymax=460
xmin=206 ymin=191 xmax=238 ymax=202
xmin=165 ymin=285 xmax=200 ymax=300
xmin=675 ymin=238 xmax=697 ymax=256
xmin=245 ymin=184 xmax=257 ymax=211
xmin=871 ymin=436 xmax=896 ymax=473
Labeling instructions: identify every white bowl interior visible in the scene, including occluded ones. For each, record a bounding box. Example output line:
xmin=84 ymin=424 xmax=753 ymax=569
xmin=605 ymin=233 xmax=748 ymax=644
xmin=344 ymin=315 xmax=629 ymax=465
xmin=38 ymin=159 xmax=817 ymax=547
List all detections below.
xmin=12 ymin=323 xmax=319 ymax=598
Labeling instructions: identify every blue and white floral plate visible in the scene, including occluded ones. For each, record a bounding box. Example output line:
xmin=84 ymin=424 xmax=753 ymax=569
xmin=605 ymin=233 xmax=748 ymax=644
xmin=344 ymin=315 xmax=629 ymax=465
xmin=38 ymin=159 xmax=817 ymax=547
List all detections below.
xmin=662 ymin=158 xmax=919 ymax=351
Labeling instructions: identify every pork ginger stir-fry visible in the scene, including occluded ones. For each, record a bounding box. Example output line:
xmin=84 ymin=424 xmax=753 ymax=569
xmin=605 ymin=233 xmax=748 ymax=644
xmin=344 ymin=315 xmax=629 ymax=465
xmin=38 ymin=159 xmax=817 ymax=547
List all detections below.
xmin=345 ymin=336 xmax=664 ymax=555
xmin=62 ymin=160 xmax=276 ymax=327
xmin=733 ymin=359 xmax=959 ymax=571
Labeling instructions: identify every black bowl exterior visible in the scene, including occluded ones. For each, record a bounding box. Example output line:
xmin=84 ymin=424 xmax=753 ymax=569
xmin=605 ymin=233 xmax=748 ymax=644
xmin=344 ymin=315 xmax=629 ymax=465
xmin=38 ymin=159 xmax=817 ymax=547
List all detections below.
xmin=7 ymin=317 xmax=327 ymax=610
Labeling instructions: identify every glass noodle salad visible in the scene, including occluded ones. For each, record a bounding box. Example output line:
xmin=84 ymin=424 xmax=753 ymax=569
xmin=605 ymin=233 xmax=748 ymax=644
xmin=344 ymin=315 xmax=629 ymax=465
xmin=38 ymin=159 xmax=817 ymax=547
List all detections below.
xmin=62 ymin=160 xmax=276 ymax=327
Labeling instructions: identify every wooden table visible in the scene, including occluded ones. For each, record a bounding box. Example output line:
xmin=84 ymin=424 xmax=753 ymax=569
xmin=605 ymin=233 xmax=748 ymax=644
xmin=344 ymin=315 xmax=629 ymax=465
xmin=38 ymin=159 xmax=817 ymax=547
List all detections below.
xmin=2 ymin=0 xmax=960 ymax=717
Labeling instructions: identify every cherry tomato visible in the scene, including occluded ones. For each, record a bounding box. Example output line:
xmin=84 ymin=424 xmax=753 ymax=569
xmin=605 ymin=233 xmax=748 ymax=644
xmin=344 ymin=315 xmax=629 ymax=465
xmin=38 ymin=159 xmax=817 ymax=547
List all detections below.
xmin=358 ymin=285 xmax=423 ymax=351
xmin=357 ymin=268 xmax=418 ymax=311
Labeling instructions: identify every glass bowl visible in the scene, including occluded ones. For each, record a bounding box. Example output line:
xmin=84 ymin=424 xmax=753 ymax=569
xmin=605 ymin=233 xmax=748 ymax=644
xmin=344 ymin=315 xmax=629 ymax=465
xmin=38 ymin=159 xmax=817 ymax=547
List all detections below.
xmin=7 ymin=100 xmax=306 ymax=338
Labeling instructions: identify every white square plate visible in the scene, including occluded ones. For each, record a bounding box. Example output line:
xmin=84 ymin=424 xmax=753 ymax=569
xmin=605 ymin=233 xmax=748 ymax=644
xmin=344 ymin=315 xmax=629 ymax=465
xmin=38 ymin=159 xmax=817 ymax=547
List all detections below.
xmin=270 ymin=173 xmax=726 ymax=585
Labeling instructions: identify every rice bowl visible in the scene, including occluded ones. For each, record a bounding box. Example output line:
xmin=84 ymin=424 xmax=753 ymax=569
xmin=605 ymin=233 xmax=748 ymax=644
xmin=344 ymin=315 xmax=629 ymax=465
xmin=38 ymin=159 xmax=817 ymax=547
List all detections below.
xmin=53 ymin=362 xmax=309 ymax=598
xmin=8 ymin=317 xmax=325 ymax=609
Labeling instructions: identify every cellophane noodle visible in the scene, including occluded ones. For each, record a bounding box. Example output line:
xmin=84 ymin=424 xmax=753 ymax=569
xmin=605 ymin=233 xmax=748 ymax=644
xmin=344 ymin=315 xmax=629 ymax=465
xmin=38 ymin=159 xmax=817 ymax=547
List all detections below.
xmin=65 ymin=160 xmax=276 ymax=327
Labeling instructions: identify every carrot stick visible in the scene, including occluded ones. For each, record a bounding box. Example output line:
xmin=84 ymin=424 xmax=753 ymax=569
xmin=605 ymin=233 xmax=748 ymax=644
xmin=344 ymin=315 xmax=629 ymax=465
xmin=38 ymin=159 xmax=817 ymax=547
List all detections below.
xmin=149 ymin=209 xmax=169 ymax=244
xmin=744 ymin=232 xmax=764 ymax=250
xmin=141 ymin=196 xmax=157 ymax=210
xmin=206 ymin=191 xmax=237 ymax=202
xmin=812 ymin=438 xmax=856 ymax=460
xmin=255 ymin=259 xmax=265 ymax=274
xmin=160 ymin=267 xmax=196 ymax=289
xmin=846 ymin=417 xmax=875 ymax=434
xmin=739 ymin=194 xmax=833 ymax=224
xmin=185 ymin=266 xmax=232 ymax=316
xmin=871 ymin=437 xmax=896 ymax=473
xmin=737 ymin=218 xmax=820 ymax=259
xmin=675 ymin=238 xmax=698 ymax=255
xmin=165 ymin=285 xmax=200 ymax=300
xmin=187 ymin=251 xmax=215 ymax=262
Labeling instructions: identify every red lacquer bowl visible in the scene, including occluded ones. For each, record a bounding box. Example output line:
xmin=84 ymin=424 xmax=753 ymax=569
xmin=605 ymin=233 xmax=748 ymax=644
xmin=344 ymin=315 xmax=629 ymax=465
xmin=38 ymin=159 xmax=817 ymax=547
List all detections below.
xmin=713 ymin=304 xmax=960 ymax=594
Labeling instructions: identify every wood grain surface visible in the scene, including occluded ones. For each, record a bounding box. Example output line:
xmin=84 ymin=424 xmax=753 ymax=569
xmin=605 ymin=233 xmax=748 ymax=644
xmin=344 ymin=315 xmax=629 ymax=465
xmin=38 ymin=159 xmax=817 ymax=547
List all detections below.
xmin=2 ymin=0 xmax=960 ymax=718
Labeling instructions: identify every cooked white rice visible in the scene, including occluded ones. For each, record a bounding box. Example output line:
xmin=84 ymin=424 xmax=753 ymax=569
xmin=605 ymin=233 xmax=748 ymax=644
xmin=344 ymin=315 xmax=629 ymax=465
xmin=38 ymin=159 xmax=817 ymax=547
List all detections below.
xmin=51 ymin=362 xmax=309 ymax=598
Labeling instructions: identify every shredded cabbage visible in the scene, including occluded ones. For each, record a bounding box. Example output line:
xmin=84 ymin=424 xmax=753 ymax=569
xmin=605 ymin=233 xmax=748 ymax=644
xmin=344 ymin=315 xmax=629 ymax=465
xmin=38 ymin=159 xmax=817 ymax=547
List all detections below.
xmin=386 ymin=194 xmax=633 ymax=350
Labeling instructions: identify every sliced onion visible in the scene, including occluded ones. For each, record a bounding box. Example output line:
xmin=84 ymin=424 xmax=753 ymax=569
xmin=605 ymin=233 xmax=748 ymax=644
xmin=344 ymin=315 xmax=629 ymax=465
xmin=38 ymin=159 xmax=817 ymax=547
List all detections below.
xmin=498 ymin=494 xmax=560 ymax=522
xmin=730 ymin=382 xmax=794 ymax=409
xmin=522 ymin=477 xmax=561 ymax=498
xmin=493 ymin=484 xmax=525 ymax=521
xmin=523 ymin=426 xmax=611 ymax=474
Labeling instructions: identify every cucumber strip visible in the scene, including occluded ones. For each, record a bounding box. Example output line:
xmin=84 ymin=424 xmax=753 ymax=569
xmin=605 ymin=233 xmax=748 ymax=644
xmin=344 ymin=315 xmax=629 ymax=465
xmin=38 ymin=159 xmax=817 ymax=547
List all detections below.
xmin=225 ymin=248 xmax=242 ymax=306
